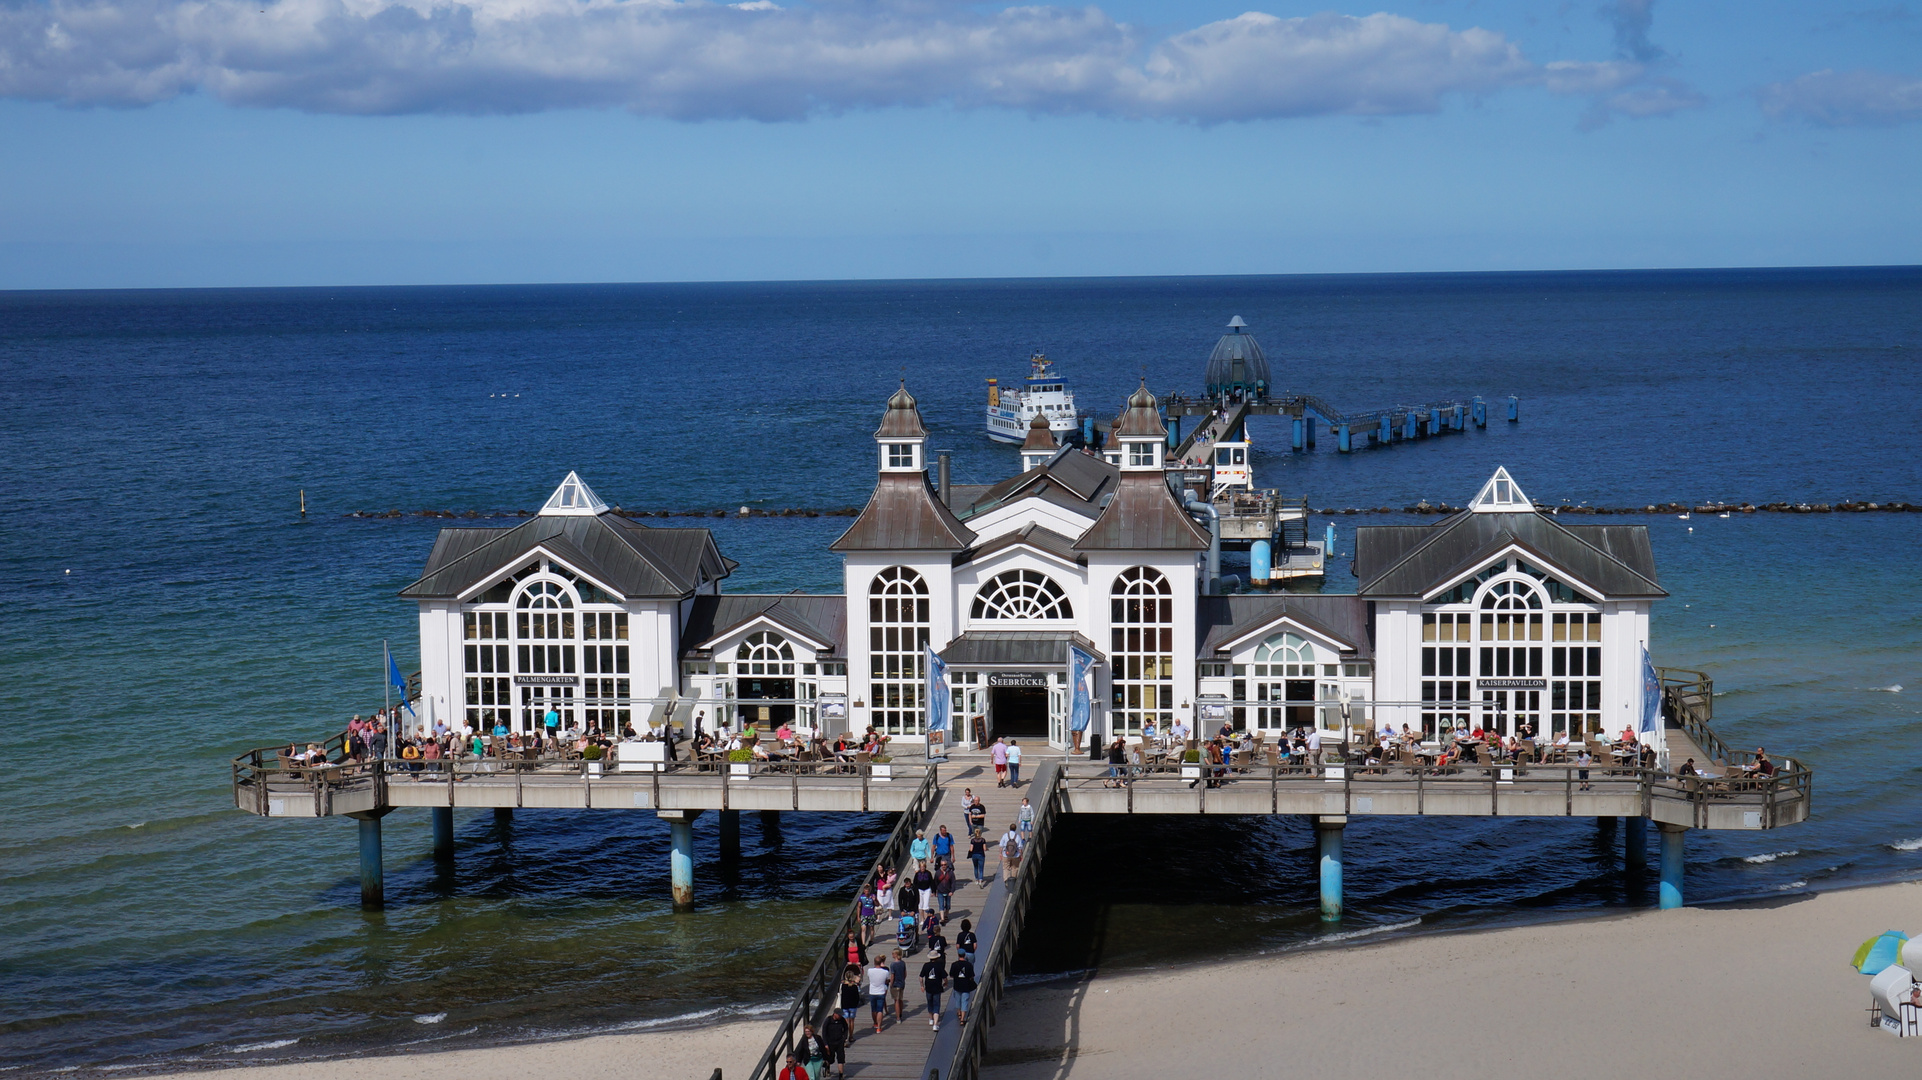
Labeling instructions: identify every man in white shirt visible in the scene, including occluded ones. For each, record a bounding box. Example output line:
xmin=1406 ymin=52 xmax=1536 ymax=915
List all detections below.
xmin=1171 ymin=718 xmax=1191 ymax=743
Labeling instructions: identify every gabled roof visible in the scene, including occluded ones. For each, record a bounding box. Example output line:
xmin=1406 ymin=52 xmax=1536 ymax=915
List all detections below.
xmin=953 ymin=522 xmax=1087 ymax=568
xmin=400 ymin=513 xmax=735 ymax=600
xmin=680 ymin=594 xmax=847 ymax=658
xmin=1355 ymin=510 xmax=1664 ymax=598
xmin=1074 ymin=474 xmax=1210 ymax=551
xmin=831 ymin=473 xmax=977 ymax=552
xmin=959 ymin=448 xmax=1117 ymax=520
xmin=1195 ymin=595 xmax=1372 ymax=659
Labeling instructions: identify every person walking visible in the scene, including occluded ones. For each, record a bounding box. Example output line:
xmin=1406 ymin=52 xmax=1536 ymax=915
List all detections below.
xmin=990 ymin=737 xmax=1009 ymax=787
xmin=857 ymin=885 xmax=878 ymax=948
xmin=1000 ymin=823 xmax=1023 ymax=880
xmin=845 ymin=930 xmax=863 ymax=970
xmin=909 ymin=829 xmax=930 ymax=864
xmin=966 ymin=792 xmax=987 ymax=835
xmin=968 ymin=829 xmax=987 ymax=885
xmin=955 ymin=919 xmax=977 ymax=964
xmin=932 ymin=824 xmax=955 ymax=864
xmin=1006 ymin=739 xmax=1023 ymax=786
xmin=797 ymin=1023 xmax=828 ymax=1080
xmin=920 ymin=952 xmax=949 ymax=1032
xmin=837 ymin=965 xmax=862 ymax=1027
xmin=913 ymin=862 xmax=936 ymax=915
xmin=950 ymin=951 xmax=978 ymax=1026
xmin=821 ymin=1008 xmax=851 ymax=1080
xmin=1017 ymin=797 xmax=1035 ymax=842
xmin=865 ymin=955 xmax=891 ymax=1034
xmin=887 ymin=949 xmax=908 ymax=1023
xmin=877 ymin=868 xmax=897 ymax=920
xmin=778 ymin=1051 xmax=808 ymax=1080
xmin=934 ymin=858 xmax=956 ymax=916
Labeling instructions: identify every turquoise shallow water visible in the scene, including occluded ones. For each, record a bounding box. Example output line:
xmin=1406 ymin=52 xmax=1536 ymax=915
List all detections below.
xmin=1 ymin=270 xmax=1919 ymax=1073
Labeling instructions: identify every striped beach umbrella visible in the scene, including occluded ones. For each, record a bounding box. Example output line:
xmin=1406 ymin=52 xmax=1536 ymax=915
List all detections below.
xmin=1852 ymin=930 xmax=1909 ymax=975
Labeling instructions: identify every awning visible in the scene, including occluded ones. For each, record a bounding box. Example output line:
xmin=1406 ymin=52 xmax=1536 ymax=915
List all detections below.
xmin=939 ymin=631 xmax=1106 ymax=667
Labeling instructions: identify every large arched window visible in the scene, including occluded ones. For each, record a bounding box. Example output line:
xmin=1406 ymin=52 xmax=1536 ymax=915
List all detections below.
xmin=1253 ymin=632 xmax=1314 ymax=674
xmin=737 ymin=630 xmax=795 ymax=675
xmin=970 ymin=569 xmax=1073 ymax=620
xmin=1252 ymin=632 xmax=1318 ymax=730
xmin=869 ymin=566 xmax=929 ymax=736
xmin=1109 ymin=567 xmax=1173 ymax=737
xmin=515 ymin=579 xmax=577 ymax=730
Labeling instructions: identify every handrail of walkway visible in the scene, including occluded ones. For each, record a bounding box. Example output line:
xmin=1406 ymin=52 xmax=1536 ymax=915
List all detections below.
xmin=1657 ymin=667 xmax=1732 ymax=764
xmin=743 ymin=764 xmax=942 ymax=1080
xmin=940 ymin=760 xmax=1064 ymax=1080
xmin=1049 ymin=756 xmax=1810 ymax=827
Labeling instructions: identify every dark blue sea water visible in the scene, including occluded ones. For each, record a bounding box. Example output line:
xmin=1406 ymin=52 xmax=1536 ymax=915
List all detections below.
xmin=3 ymin=268 xmax=1920 ymax=1074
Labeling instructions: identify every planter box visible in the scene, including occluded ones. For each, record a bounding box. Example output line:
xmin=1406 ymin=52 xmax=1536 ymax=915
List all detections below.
xmin=730 ymin=762 xmax=752 ymax=776
xmin=1324 ymin=766 xmax=1346 ymax=781
xmin=587 ymin=761 xmax=603 ymax=777
xmin=1180 ymin=765 xmax=1201 ymax=780
xmin=871 ymin=764 xmax=893 ymax=781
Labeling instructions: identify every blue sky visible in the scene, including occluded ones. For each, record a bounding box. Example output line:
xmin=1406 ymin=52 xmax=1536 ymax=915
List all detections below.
xmin=1 ymin=0 xmax=1918 ymax=288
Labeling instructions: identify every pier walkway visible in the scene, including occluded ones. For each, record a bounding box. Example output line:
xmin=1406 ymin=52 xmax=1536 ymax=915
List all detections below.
xmin=745 ymin=749 xmax=1061 ymax=1080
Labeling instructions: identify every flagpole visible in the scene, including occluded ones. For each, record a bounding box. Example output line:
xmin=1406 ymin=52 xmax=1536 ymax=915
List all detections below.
xmin=383 ymin=639 xmax=392 ymax=760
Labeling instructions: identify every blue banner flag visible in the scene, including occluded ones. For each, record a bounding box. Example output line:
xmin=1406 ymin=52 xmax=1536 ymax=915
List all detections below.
xmin=1069 ymin=644 xmax=1095 ymax=733
xmin=1640 ymin=646 xmax=1661 ymax=735
xmin=388 ymin=645 xmax=416 ymax=717
xmin=925 ymin=644 xmax=951 ymax=735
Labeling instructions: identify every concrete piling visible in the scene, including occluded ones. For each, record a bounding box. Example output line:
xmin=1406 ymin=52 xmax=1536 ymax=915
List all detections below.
xmin=351 ymin=810 xmax=388 ymax=910
xmin=1507 ymin=395 xmax=1519 ymax=423
xmin=660 ymin=810 xmax=703 ymax=912
xmin=1291 ymin=416 xmax=1305 ymax=452
xmin=719 ymin=808 xmax=740 ymax=858
xmin=1316 ymin=816 xmax=1345 ymax=922
xmin=1625 ymin=816 xmax=1647 ymax=868
xmin=1658 ymin=824 xmax=1686 ymax=909
xmin=1337 ymin=423 xmax=1352 ymax=452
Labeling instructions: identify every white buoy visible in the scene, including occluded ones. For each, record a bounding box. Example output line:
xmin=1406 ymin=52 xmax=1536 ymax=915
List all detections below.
xmin=739 ymin=506 xmax=750 ymax=516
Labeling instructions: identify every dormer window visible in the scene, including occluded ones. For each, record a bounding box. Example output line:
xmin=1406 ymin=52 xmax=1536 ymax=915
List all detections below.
xmin=884 ymin=443 xmax=918 ymax=470
xmin=1128 ymin=442 xmax=1158 ymax=468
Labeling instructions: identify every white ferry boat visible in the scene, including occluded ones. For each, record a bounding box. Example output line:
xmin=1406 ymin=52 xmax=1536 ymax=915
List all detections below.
xmin=985 ymin=352 xmax=1082 ymax=443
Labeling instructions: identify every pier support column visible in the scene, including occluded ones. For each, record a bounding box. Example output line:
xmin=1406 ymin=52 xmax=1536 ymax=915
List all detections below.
xmin=719 ymin=809 xmax=741 ymax=859
xmin=1624 ymin=817 xmax=1647 ymax=868
xmin=1315 ymin=815 xmax=1345 ymax=922
xmin=760 ymin=809 xmax=783 ymax=846
xmin=1403 ymin=413 xmax=1417 ymax=441
xmin=1473 ymin=397 xmax=1487 ymax=428
xmin=1305 ymin=416 xmax=1316 ymax=449
xmin=1291 ymin=417 xmax=1305 ymax=452
xmin=1167 ymin=416 xmax=1180 ymax=450
xmin=350 ymin=809 xmax=390 ymax=910
xmin=1658 ymin=824 xmax=1686 ymax=909
xmin=432 ymin=807 xmax=455 ymax=862
xmin=1507 ymin=395 xmax=1519 ymax=423
xmin=493 ymin=807 xmax=513 ymax=824
xmin=1337 ymin=424 xmax=1351 ymax=453
xmin=660 ymin=810 xmax=703 ymax=912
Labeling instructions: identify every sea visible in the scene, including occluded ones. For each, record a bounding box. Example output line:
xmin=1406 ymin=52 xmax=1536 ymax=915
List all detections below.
xmin=3 ymin=267 xmax=1920 ymax=1073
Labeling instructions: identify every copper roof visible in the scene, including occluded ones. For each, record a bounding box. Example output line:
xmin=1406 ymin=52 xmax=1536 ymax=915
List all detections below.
xmin=1111 ymin=382 xmax=1166 ymax=439
xmin=830 ymin=473 xmax=977 ymax=552
xmin=953 ymin=522 xmax=1086 ymax=568
xmin=1074 ymin=473 xmax=1210 ymax=551
xmin=1020 ymin=414 xmax=1057 ymax=452
xmin=874 ymin=384 xmax=929 ymax=439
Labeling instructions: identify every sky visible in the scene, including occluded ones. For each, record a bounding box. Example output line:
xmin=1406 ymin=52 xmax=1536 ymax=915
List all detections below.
xmin=0 ymin=0 xmax=1918 ymax=288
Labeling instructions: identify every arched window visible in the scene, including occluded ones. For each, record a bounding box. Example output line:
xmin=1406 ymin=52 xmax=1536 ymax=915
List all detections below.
xmin=1109 ymin=567 xmax=1173 ymax=737
xmin=970 ymin=569 xmax=1073 ymax=620
xmin=737 ymin=630 xmax=795 ymax=675
xmin=1478 ymin=579 xmax=1543 ymax=638
xmin=869 ymin=566 xmax=929 ymax=736
xmin=1252 ymin=632 xmax=1319 ymax=730
xmin=1476 ymin=578 xmax=1543 ymax=735
xmin=514 ymin=579 xmax=577 ymax=730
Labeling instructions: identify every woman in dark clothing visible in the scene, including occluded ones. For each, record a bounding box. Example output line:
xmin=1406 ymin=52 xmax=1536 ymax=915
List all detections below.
xmin=820 ymin=1009 xmax=851 ymax=1079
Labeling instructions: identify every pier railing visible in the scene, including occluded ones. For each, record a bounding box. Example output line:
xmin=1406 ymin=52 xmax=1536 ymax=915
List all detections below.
xmin=1051 ymin=755 xmax=1810 ymax=829
xmin=744 ymin=765 xmax=941 ymax=1080
xmin=232 ymin=753 xmax=936 ymax=817
xmin=1657 ymin=667 xmax=1732 ymax=764
xmin=941 ymin=760 xmax=1065 ymax=1080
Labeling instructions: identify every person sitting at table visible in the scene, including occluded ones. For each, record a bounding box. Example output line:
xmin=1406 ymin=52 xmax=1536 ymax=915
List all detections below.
xmin=1141 ymin=718 xmax=1158 ymax=746
xmin=751 ymin=741 xmax=772 ymax=761
xmin=776 ymin=722 xmax=795 ymax=743
xmin=1752 ymin=749 xmax=1776 ymax=777
xmin=1639 ymin=744 xmax=1657 ymax=770
xmin=1677 ymin=757 xmax=1699 ymax=777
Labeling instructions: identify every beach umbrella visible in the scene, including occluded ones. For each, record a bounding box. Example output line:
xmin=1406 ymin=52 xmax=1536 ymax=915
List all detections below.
xmin=1852 ymin=930 xmax=1909 ymax=975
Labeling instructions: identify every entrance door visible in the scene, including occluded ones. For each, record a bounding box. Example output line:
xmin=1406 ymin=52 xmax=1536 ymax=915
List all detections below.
xmin=1479 ymin=690 xmax=1541 ymax=739
xmin=991 ymin=686 xmax=1049 ymax=738
xmin=737 ymin=678 xmax=795 ymax=727
xmin=520 ymin=685 xmax=575 ymax=733
xmin=1284 ymin=679 xmax=1317 ymax=731
xmin=1049 ymin=683 xmax=1066 ymax=749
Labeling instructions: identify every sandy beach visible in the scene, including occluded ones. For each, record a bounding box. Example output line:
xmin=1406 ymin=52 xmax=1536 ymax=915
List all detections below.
xmin=153 ymin=881 xmax=1922 ymax=1080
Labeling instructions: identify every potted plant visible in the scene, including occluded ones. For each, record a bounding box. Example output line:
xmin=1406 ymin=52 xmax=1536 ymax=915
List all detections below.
xmin=728 ymin=748 xmax=753 ymax=775
xmin=1180 ymin=749 xmax=1201 ymax=780
xmin=871 ymin=753 xmax=894 ymax=780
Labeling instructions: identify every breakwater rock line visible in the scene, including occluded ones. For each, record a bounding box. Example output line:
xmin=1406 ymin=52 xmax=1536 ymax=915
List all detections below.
xmin=342 ymin=501 xmax=1922 ymax=521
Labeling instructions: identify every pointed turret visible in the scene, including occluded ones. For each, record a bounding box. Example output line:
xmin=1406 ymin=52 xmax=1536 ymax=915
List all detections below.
xmin=874 ymin=382 xmax=929 ymax=473
xmin=1019 ymin=413 xmax=1057 ymax=472
xmin=1110 ymin=381 xmax=1166 ymax=471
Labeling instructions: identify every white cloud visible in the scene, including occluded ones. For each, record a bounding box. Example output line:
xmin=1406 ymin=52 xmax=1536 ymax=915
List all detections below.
xmin=0 ymin=0 xmax=1694 ymax=124
xmin=1758 ymin=68 xmax=1922 ymax=127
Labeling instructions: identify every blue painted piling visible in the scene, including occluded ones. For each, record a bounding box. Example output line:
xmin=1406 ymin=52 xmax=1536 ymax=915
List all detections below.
xmin=1337 ymin=423 xmax=1351 ymax=452
xmin=1378 ymin=416 xmax=1391 ymax=445
xmin=432 ymin=806 xmax=454 ymax=862
xmin=1167 ymin=415 xmax=1180 ymax=450
xmin=1507 ymin=395 xmax=1519 ymax=423
xmin=1250 ymin=540 xmax=1272 ymax=586
xmin=1402 ymin=412 xmax=1417 ymax=441
xmin=355 ymin=812 xmax=386 ymax=909
xmin=1305 ymin=416 xmax=1317 ymax=449
xmin=1317 ymin=817 xmax=1344 ymax=921
xmin=1082 ymin=415 xmax=1094 ymax=445
xmin=1473 ymin=396 xmax=1487 ymax=427
xmin=1291 ymin=416 xmax=1305 ymax=452
xmin=1658 ymin=825 xmax=1685 ymax=909
xmin=669 ymin=814 xmax=698 ymax=911
xmin=1325 ymin=523 xmax=1337 ymax=554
